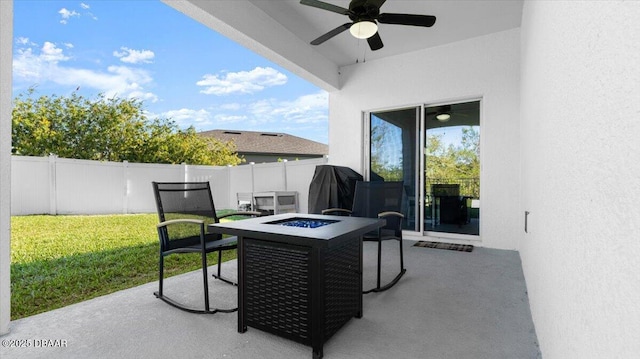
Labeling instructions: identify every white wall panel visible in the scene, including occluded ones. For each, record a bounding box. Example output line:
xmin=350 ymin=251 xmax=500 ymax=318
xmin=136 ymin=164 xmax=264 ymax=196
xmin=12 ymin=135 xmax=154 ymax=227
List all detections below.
xmin=519 ymin=2 xmax=640 ymax=357
xmin=252 ymin=162 xmax=286 ymax=192
xmin=10 ymin=156 xmax=50 ymax=215
xmin=55 ymin=159 xmax=124 ymax=215
xmin=127 ymin=162 xmax=183 ymax=213
xmin=285 ymin=158 xmax=327 ymax=214
xmin=187 ymin=165 xmax=232 ymax=210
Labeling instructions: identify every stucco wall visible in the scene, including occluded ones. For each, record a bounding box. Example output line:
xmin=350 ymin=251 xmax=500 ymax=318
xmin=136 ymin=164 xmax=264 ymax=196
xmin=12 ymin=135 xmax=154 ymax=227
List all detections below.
xmin=329 ymin=28 xmax=521 ymax=250
xmin=0 ymin=0 xmax=12 ymax=335
xmin=519 ymin=1 xmax=640 ymax=357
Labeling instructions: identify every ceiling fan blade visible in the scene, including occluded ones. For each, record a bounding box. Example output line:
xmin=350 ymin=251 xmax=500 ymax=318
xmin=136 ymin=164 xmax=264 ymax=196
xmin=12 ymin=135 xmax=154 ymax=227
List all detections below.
xmin=367 ymin=32 xmax=384 ymax=51
xmin=310 ymin=23 xmax=352 ymax=45
xmin=300 ymin=0 xmax=351 ymax=15
xmin=365 ymin=0 xmax=387 ymax=8
xmin=378 ymin=13 xmax=437 ymax=27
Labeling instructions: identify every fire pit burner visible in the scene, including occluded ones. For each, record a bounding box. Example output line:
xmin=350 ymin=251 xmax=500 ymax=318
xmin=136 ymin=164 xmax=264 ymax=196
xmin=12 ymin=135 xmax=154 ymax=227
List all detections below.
xmin=267 ymin=217 xmax=339 ymax=229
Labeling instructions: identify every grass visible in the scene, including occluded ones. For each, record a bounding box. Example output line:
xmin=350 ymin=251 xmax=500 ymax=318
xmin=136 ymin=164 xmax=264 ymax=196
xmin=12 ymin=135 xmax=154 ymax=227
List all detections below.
xmin=10 ymin=213 xmax=238 ymax=320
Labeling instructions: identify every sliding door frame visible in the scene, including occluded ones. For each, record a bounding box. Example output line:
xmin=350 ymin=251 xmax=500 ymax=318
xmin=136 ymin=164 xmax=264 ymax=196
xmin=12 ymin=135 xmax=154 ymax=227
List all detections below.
xmin=423 ymin=97 xmax=483 ymax=241
xmin=363 ymin=96 xmax=483 ymax=241
xmin=363 ymin=104 xmax=423 ymax=233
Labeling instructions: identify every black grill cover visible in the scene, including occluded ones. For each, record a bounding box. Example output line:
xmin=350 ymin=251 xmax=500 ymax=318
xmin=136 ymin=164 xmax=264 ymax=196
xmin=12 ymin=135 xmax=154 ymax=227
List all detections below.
xmin=308 ymin=165 xmax=363 ymax=214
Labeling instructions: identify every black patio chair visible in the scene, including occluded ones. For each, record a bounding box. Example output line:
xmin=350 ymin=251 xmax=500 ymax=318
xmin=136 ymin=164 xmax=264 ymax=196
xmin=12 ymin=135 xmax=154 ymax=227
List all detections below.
xmin=152 ymin=181 xmax=260 ymax=314
xmin=432 ymin=184 xmax=469 ymax=226
xmin=322 ymin=181 xmax=406 ymax=293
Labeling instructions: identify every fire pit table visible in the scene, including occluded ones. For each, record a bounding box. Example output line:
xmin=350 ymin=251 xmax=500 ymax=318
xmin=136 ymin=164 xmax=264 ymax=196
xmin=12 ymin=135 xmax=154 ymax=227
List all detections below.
xmin=209 ymin=213 xmax=385 ymax=359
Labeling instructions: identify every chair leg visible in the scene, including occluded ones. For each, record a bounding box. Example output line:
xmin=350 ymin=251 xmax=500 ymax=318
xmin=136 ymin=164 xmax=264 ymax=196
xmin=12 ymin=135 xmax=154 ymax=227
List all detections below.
xmin=399 ymin=238 xmax=405 ymax=272
xmin=364 ymin=238 xmax=407 ymax=294
xmin=211 ymin=250 xmax=238 ymax=286
xmin=157 ymin=254 xmax=164 ymax=297
xmin=154 ymin=249 xmax=236 ymax=314
xmin=376 ymin=239 xmax=382 ymax=290
xmin=201 ymin=251 xmax=210 ymax=312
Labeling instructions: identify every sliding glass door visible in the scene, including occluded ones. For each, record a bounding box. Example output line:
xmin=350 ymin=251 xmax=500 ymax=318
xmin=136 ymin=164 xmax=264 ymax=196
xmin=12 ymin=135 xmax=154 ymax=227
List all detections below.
xmin=424 ymin=101 xmax=480 ymax=235
xmin=368 ymin=107 xmax=420 ymax=231
xmin=367 ymin=100 xmax=480 ymax=237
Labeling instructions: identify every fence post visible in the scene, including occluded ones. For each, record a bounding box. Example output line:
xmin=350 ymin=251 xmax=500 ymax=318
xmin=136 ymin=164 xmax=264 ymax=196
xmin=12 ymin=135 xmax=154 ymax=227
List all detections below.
xmin=250 ymin=162 xmax=255 ymax=193
xmin=282 ymin=159 xmax=288 ymax=190
xmin=122 ymin=160 xmax=129 ymax=214
xmin=227 ymin=164 xmax=233 ymax=209
xmin=48 ymin=154 xmax=57 ymax=215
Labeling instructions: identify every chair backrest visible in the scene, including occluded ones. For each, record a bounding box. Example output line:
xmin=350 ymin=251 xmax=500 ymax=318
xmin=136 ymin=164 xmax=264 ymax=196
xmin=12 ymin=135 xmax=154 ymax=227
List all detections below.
xmin=351 ymin=181 xmax=403 ymax=235
xmin=351 ymin=181 xmax=403 ymax=218
xmin=431 ymin=183 xmax=460 ymax=197
xmin=152 ymin=182 xmax=220 ymax=249
xmin=153 ymin=182 xmax=219 ymax=222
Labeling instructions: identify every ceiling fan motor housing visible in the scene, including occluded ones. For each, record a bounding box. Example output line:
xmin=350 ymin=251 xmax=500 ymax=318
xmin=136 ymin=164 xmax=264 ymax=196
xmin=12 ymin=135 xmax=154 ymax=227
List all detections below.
xmin=349 ymin=0 xmax=380 ymax=23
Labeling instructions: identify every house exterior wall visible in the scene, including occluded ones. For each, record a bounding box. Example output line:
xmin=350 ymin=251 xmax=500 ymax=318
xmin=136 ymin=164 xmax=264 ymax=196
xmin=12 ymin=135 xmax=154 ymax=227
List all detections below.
xmin=519 ymin=1 xmax=640 ymax=358
xmin=0 ymin=0 xmax=12 ymax=335
xmin=239 ymin=153 xmax=324 ymax=164
xmin=328 ymin=28 xmax=521 ymax=250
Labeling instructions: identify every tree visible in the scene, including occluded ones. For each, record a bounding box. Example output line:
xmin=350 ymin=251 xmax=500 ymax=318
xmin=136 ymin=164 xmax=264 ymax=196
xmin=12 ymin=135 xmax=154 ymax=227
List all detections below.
xmin=425 ymin=126 xmax=480 ymax=197
xmin=370 ymin=118 xmax=403 ymax=181
xmin=12 ymin=89 xmax=243 ymax=166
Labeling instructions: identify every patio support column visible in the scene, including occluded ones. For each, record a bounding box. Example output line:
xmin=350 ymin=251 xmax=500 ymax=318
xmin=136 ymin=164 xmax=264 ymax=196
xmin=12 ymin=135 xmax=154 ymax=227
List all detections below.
xmin=0 ymin=0 xmax=14 ymax=335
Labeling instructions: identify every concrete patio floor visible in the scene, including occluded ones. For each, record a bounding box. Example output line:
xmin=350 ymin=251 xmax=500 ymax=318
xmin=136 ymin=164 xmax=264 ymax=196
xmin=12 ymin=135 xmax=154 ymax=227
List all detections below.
xmin=1 ymin=240 xmax=541 ymax=359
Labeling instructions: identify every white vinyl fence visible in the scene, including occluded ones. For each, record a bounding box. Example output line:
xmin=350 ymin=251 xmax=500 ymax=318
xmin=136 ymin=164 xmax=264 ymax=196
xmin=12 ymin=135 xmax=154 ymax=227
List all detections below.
xmin=10 ymin=155 xmax=329 ymax=216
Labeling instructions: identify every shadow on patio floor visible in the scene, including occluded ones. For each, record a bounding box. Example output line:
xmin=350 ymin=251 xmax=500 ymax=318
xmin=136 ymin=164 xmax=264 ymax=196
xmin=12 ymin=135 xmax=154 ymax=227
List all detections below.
xmin=1 ymin=240 xmax=540 ymax=359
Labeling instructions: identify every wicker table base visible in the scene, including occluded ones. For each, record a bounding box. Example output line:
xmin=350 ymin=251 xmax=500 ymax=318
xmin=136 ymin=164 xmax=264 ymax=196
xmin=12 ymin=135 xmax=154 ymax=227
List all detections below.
xmin=209 ymin=214 xmax=384 ymax=359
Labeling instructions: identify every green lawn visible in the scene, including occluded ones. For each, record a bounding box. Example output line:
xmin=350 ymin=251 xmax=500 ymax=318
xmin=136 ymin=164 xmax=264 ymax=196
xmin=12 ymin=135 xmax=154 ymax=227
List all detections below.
xmin=10 ymin=213 xmax=237 ymax=320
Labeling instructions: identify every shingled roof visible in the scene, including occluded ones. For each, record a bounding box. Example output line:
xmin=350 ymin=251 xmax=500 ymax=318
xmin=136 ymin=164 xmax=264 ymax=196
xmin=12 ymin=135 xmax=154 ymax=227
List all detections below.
xmin=199 ymin=130 xmax=328 ymax=156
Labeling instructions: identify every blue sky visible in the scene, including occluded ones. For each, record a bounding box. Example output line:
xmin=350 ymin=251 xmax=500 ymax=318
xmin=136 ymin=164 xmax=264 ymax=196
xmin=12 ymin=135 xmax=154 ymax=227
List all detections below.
xmin=12 ymin=0 xmax=329 ymax=144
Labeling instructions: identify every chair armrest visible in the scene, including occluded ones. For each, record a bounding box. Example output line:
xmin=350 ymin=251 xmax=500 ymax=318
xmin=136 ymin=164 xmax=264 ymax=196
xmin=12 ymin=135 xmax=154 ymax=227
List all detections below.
xmin=321 ymin=208 xmax=353 ymax=216
xmin=218 ymin=211 xmax=261 ymax=219
xmin=157 ymin=218 xmax=204 ymax=228
xmin=378 ymin=211 xmax=404 ymax=218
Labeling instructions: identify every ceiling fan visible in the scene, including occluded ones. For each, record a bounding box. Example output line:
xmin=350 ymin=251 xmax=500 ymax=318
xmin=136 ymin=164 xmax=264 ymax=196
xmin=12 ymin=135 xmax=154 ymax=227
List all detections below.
xmin=300 ymin=0 xmax=436 ymax=51
xmin=426 ymin=105 xmax=469 ymax=123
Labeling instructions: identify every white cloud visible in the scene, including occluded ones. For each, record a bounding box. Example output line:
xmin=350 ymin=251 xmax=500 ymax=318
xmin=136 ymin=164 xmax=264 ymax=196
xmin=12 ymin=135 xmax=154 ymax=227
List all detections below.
xmin=128 ymin=90 xmax=158 ymax=103
xmin=40 ymin=42 xmax=70 ymax=62
xmin=58 ymin=5 xmax=97 ymax=23
xmin=160 ymin=108 xmax=213 ymax=128
xmin=220 ymin=103 xmax=242 ymax=111
xmin=213 ymin=114 xmax=248 ymax=123
xmin=244 ymin=91 xmax=329 ymax=124
xmin=189 ymin=91 xmax=328 ymax=130
xmin=272 ymin=92 xmax=329 ymax=124
xmin=113 ymin=47 xmax=155 ymax=64
xmin=13 ymin=42 xmax=158 ymax=102
xmin=64 ymin=43 xmax=74 ymax=49
xmin=152 ymin=91 xmax=328 ymax=142
xmin=16 ymin=37 xmax=34 ymax=46
xmin=196 ymin=66 xmax=287 ymax=95
xmin=59 ymin=8 xmax=80 ymax=24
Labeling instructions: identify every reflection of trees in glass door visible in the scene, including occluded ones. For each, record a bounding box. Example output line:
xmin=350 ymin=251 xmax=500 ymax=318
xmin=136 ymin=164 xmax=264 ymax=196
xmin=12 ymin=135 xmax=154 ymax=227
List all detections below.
xmin=369 ymin=108 xmax=419 ymax=231
xmin=424 ymin=101 xmax=480 ymax=236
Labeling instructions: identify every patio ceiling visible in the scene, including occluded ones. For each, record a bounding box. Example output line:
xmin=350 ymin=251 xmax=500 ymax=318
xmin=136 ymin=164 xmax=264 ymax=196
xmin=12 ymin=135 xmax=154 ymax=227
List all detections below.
xmin=164 ymin=0 xmax=523 ymax=90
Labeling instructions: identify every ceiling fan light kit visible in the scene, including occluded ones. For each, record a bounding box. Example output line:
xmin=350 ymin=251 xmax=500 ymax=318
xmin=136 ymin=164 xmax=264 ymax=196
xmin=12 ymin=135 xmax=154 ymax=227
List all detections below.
xmin=350 ymin=21 xmax=378 ymax=39
xmin=436 ymin=113 xmax=451 ymax=122
xmin=301 ymin=0 xmax=436 ymax=51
